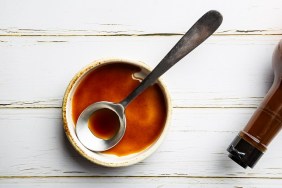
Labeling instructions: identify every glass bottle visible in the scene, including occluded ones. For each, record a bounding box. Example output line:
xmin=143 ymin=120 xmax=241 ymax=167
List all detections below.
xmin=227 ymin=40 xmax=282 ymax=168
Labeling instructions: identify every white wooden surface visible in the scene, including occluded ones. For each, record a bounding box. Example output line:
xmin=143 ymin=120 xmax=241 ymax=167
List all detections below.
xmin=1 ymin=0 xmax=282 ymax=187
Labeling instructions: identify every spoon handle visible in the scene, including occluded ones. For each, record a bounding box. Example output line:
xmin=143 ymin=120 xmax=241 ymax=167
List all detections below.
xmin=120 ymin=10 xmax=223 ymax=108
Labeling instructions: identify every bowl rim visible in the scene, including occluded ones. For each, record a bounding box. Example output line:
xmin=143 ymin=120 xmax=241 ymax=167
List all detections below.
xmin=62 ymin=58 xmax=172 ymax=167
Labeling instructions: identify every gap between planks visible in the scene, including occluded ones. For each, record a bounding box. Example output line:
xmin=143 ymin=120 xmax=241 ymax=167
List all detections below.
xmin=0 ymin=31 xmax=281 ymax=37
xmin=1 ymin=176 xmax=282 ymax=179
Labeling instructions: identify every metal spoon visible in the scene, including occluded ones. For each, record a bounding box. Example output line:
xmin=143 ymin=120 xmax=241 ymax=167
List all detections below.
xmin=76 ymin=10 xmax=223 ymax=152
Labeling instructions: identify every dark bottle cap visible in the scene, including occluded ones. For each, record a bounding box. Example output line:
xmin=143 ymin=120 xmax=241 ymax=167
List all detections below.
xmin=227 ymin=135 xmax=263 ymax=168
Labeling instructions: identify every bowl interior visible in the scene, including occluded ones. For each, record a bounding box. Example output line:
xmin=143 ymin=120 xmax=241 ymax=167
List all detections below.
xmin=63 ymin=59 xmax=171 ymax=167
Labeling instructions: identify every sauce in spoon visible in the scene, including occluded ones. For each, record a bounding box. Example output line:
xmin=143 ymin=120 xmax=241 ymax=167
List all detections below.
xmin=88 ymin=108 xmax=120 ymax=140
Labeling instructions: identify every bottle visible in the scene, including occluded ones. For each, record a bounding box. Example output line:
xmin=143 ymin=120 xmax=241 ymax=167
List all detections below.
xmin=227 ymin=40 xmax=282 ymax=168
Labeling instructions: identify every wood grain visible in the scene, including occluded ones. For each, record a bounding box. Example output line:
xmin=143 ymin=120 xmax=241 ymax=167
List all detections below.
xmin=1 ymin=177 xmax=282 ymax=188
xmin=0 ymin=35 xmax=279 ymax=108
xmin=0 ymin=108 xmax=281 ymax=177
xmin=0 ymin=0 xmax=282 ymax=36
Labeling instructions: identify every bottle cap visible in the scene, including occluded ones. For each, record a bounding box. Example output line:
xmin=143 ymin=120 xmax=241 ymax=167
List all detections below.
xmin=227 ymin=135 xmax=263 ymax=168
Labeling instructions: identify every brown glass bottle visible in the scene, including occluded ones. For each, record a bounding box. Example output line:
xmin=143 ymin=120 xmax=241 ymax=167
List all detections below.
xmin=227 ymin=40 xmax=282 ymax=168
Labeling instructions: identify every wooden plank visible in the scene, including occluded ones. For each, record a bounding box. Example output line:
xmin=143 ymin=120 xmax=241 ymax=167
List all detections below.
xmin=0 ymin=108 xmax=281 ymax=177
xmin=1 ymin=177 xmax=282 ymax=188
xmin=0 ymin=0 xmax=282 ymax=36
xmin=0 ymin=35 xmax=279 ymax=108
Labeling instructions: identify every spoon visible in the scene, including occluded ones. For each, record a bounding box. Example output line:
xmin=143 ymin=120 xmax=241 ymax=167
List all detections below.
xmin=76 ymin=10 xmax=223 ymax=152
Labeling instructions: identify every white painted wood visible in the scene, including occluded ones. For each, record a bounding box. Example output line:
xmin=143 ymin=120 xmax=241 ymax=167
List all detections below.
xmin=1 ymin=177 xmax=282 ymax=188
xmin=0 ymin=35 xmax=279 ymax=108
xmin=0 ymin=0 xmax=282 ymax=35
xmin=1 ymin=0 xmax=282 ymax=186
xmin=0 ymin=108 xmax=281 ymax=177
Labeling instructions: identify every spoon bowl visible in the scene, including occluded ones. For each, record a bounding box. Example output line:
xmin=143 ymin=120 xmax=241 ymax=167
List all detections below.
xmin=76 ymin=102 xmax=126 ymax=151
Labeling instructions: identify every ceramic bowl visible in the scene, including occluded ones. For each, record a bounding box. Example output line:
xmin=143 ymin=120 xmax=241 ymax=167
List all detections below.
xmin=62 ymin=58 xmax=171 ymax=167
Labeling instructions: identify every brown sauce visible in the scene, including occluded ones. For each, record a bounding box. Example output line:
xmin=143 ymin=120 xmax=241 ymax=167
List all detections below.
xmin=88 ymin=108 xmax=120 ymax=140
xmin=72 ymin=63 xmax=167 ymax=156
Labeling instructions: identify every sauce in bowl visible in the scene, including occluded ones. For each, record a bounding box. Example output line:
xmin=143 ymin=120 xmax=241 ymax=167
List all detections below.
xmin=72 ymin=62 xmax=167 ymax=156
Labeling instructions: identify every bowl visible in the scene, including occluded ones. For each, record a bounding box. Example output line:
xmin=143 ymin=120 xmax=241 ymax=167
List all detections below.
xmin=62 ymin=58 xmax=171 ymax=167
